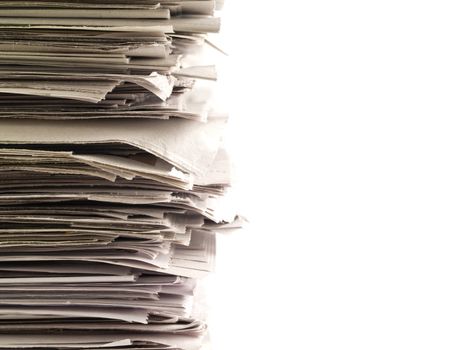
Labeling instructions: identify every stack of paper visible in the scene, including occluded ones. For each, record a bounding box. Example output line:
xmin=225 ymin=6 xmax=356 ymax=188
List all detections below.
xmin=0 ymin=2 xmax=232 ymax=349
xmin=0 ymin=0 xmax=220 ymax=121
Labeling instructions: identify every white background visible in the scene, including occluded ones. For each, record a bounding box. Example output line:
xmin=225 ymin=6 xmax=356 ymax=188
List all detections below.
xmin=206 ymin=1 xmax=467 ymax=349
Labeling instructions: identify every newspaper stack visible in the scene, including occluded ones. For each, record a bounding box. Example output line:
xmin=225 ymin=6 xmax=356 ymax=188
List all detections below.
xmin=0 ymin=0 xmax=220 ymax=121
xmin=0 ymin=1 xmax=232 ymax=349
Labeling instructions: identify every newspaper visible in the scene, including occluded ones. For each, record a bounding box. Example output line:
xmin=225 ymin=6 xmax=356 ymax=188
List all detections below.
xmin=0 ymin=1 xmax=235 ymax=349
